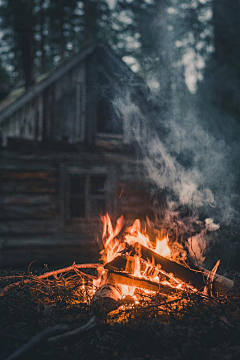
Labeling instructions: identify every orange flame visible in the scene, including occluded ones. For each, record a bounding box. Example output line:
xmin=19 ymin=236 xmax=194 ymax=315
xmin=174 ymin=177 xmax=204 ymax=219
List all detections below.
xmin=95 ymin=213 xmax=221 ymax=303
xmin=98 ymin=214 xmax=175 ymax=298
xmin=100 ymin=214 xmax=125 ymax=264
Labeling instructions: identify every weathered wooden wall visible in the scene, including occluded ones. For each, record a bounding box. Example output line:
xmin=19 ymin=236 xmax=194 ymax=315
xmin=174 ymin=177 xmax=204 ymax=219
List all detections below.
xmin=0 ymin=146 xmax=154 ymax=269
xmin=0 ymin=60 xmax=86 ymax=145
xmin=0 ymin=169 xmax=59 ymax=229
xmin=0 ymin=96 xmax=43 ymax=143
xmin=43 ymin=62 xmax=86 ymax=142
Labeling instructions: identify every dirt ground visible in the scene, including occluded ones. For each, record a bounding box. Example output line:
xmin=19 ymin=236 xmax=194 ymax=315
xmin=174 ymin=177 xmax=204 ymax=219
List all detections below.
xmin=0 ymin=268 xmax=240 ymax=360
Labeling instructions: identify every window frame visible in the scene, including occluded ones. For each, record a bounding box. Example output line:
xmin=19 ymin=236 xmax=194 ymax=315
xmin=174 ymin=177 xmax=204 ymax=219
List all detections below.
xmin=65 ymin=167 xmax=111 ymax=222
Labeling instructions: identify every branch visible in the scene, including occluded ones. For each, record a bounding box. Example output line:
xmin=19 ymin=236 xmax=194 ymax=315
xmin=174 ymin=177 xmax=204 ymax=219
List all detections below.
xmin=0 ymin=263 xmax=99 ymax=297
xmin=5 ymin=325 xmax=68 ymax=360
xmin=48 ymin=316 xmax=96 ymax=342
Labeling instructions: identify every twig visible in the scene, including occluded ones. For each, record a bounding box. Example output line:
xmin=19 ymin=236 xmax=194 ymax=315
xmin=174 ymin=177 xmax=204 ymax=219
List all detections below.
xmin=0 ymin=263 xmax=99 ymax=297
xmin=117 ymin=284 xmax=214 ymax=316
xmin=4 ymin=325 xmax=68 ymax=360
xmin=72 ymin=264 xmax=98 ymax=281
xmin=28 ymin=259 xmax=37 ymax=275
xmin=117 ymin=296 xmax=187 ymax=315
xmin=48 ymin=316 xmax=96 ymax=342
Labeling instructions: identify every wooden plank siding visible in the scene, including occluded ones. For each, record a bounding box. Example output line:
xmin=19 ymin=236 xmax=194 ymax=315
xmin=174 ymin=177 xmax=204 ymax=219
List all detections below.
xmin=0 ymin=60 xmax=86 ymax=144
xmin=0 ymin=169 xmax=59 ymax=234
xmin=0 ymin=149 xmax=156 ymax=268
xmin=0 ymin=42 xmax=145 ymax=148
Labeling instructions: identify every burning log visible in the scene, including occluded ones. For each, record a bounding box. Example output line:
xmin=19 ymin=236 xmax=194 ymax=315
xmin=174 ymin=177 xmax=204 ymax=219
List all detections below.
xmin=105 ymin=243 xmax=234 ymax=295
xmin=91 ymin=266 xmax=183 ymax=316
xmin=134 ymin=243 xmax=234 ymax=295
xmin=133 ymin=243 xmax=207 ymax=289
xmin=107 ymin=270 xmax=181 ymax=294
xmin=104 ymin=253 xmax=205 ymax=290
xmin=91 ymin=283 xmax=122 ymax=315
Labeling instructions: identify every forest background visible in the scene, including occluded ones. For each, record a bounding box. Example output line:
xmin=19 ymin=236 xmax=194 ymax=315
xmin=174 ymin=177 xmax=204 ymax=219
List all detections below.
xmin=0 ymin=0 xmax=240 ymax=261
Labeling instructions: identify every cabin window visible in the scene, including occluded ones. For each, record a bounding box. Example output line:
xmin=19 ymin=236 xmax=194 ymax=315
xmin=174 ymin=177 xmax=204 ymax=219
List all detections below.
xmin=69 ymin=173 xmax=107 ymax=219
xmin=97 ymin=97 xmax=123 ymax=134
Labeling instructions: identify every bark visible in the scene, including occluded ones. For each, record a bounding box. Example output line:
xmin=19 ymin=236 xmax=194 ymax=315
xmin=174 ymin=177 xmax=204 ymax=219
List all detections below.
xmin=91 ymin=283 xmax=122 ymax=316
xmin=82 ymin=0 xmax=97 ymax=41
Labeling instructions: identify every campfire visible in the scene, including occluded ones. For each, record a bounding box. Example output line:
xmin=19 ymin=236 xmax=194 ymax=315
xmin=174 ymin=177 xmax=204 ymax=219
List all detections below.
xmin=91 ymin=214 xmax=234 ymax=315
xmin=0 ymin=212 xmax=237 ymax=358
xmin=1 ymin=213 xmax=234 ymax=315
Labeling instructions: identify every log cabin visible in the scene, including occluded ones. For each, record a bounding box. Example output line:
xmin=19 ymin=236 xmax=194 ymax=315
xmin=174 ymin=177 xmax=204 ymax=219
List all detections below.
xmin=0 ymin=41 xmax=158 ymax=268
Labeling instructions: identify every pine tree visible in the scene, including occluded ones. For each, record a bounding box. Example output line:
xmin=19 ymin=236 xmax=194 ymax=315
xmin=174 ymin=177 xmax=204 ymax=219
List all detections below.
xmin=0 ymin=0 xmax=114 ymax=92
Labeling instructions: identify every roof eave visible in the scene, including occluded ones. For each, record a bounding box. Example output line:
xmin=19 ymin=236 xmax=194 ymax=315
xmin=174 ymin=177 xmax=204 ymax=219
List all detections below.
xmin=0 ymin=41 xmax=96 ymax=124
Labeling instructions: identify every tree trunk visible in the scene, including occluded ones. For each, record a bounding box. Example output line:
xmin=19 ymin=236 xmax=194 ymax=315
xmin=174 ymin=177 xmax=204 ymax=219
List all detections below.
xmin=59 ymin=0 xmax=65 ymax=59
xmin=83 ymin=0 xmax=96 ymax=41
xmin=40 ymin=0 xmax=46 ymax=73
xmin=19 ymin=0 xmax=35 ymax=89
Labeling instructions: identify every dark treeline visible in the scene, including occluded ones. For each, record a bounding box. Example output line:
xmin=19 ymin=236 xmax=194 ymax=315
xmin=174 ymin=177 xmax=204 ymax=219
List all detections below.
xmin=0 ymin=0 xmax=239 ymax=127
xmin=0 ymin=0 xmax=113 ymax=93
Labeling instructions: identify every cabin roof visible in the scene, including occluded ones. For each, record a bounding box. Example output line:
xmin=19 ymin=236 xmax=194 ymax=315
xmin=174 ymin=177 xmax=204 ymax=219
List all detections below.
xmin=0 ymin=41 xmax=136 ymax=125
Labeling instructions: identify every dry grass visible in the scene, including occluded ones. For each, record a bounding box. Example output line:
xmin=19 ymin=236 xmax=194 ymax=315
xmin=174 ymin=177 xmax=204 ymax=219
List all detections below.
xmin=0 ymin=267 xmax=240 ymax=360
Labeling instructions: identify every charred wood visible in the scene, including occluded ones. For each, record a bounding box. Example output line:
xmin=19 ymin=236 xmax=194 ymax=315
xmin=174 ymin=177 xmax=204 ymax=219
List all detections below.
xmin=104 ymin=243 xmax=234 ymax=295
xmin=107 ymin=270 xmax=181 ymax=294
xmin=91 ymin=284 xmax=122 ymax=316
xmin=133 ymin=243 xmax=207 ymax=290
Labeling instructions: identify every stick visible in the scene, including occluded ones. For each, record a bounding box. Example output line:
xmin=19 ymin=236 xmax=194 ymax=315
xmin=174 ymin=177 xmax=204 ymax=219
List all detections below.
xmin=201 ymin=266 xmax=234 ymax=295
xmin=0 ymin=263 xmax=99 ymax=297
xmin=4 ymin=325 xmax=68 ymax=360
xmin=48 ymin=316 xmax=96 ymax=342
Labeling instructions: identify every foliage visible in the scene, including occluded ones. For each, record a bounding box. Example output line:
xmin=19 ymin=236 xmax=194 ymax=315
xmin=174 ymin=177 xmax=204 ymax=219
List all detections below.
xmin=0 ymin=0 xmax=239 ymax=126
xmin=0 ymin=0 xmax=113 ymax=85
